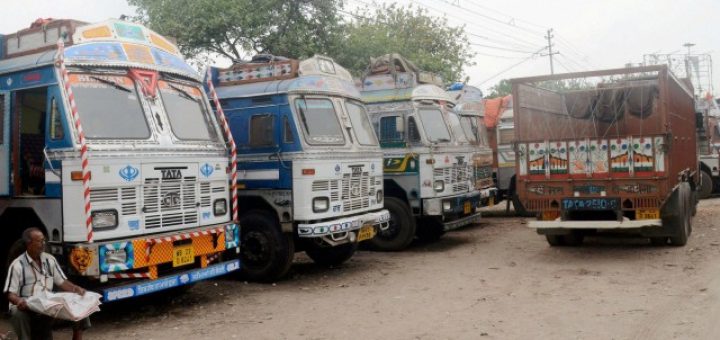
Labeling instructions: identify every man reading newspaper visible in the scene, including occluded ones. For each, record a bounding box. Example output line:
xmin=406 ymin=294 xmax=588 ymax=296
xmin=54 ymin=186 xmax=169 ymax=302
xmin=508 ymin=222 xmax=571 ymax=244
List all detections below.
xmin=4 ymin=228 xmax=97 ymax=340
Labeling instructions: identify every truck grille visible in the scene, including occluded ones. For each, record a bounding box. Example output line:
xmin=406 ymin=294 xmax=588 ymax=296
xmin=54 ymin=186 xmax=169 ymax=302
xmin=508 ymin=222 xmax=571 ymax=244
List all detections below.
xmin=311 ymin=172 xmax=379 ymax=213
xmin=434 ymin=164 xmax=472 ymax=193
xmin=143 ymin=176 xmax=198 ymax=229
xmin=89 ymin=187 xmax=137 ymax=216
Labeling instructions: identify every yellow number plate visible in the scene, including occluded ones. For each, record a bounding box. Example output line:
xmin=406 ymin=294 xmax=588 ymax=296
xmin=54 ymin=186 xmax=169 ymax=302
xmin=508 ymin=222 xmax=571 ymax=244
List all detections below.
xmin=636 ymin=209 xmax=660 ymax=220
xmin=489 ymin=196 xmax=495 ymax=207
xmin=173 ymin=244 xmax=195 ymax=267
xmin=464 ymin=201 xmax=472 ymax=214
xmin=357 ymin=225 xmax=376 ymax=242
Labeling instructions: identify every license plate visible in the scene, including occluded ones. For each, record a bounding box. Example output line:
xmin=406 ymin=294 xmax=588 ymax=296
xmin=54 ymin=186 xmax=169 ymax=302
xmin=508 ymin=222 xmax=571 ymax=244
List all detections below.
xmin=488 ymin=196 xmax=495 ymax=207
xmin=173 ymin=244 xmax=195 ymax=267
xmin=636 ymin=209 xmax=659 ymax=220
xmin=562 ymin=198 xmax=619 ymax=211
xmin=464 ymin=201 xmax=472 ymax=214
xmin=357 ymin=225 xmax=376 ymax=242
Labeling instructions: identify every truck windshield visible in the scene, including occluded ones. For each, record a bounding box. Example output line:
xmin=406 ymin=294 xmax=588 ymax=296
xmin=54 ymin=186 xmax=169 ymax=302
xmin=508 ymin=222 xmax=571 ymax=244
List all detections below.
xmin=346 ymin=100 xmax=378 ymax=146
xmin=417 ymin=108 xmax=451 ymax=143
xmin=459 ymin=116 xmax=480 ymax=144
xmin=159 ymin=81 xmax=219 ymax=141
xmin=447 ymin=112 xmax=469 ymax=143
xmin=70 ymin=74 xmax=151 ymax=139
xmin=295 ymin=98 xmax=345 ymax=145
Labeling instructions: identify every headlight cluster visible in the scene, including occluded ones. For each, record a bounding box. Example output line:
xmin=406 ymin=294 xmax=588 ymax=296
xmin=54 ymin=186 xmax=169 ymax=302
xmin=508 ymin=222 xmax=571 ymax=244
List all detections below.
xmin=434 ymin=180 xmax=445 ymax=192
xmin=443 ymin=201 xmax=452 ymax=211
xmin=313 ymin=197 xmax=329 ymax=213
xmin=214 ymin=199 xmax=227 ymax=216
xmin=91 ymin=210 xmax=118 ymax=230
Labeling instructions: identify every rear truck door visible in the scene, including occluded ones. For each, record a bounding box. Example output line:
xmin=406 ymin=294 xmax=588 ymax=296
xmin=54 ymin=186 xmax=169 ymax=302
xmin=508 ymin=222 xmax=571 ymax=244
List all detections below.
xmin=0 ymin=91 xmax=9 ymax=195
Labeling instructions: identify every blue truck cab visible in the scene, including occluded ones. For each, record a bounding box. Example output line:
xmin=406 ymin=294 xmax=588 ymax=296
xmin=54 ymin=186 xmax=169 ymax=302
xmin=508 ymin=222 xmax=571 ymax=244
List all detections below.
xmin=209 ymin=55 xmax=389 ymax=281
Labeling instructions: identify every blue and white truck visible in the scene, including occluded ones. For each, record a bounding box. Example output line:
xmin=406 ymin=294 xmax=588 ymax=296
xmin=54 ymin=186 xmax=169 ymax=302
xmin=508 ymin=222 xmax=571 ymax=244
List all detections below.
xmin=208 ymin=55 xmax=390 ymax=281
xmin=0 ymin=19 xmax=240 ymax=306
xmin=359 ymin=54 xmax=494 ymax=250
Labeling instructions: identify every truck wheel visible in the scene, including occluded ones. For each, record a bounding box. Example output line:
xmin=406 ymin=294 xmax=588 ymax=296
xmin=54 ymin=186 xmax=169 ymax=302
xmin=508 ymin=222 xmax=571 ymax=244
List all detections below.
xmin=545 ymin=234 xmax=564 ymax=246
xmin=415 ymin=217 xmax=446 ymax=243
xmin=698 ymin=171 xmax=713 ymax=199
xmin=563 ymin=231 xmax=585 ymax=246
xmin=238 ymin=211 xmax=294 ymax=282
xmin=305 ymin=241 xmax=357 ymax=267
xmin=667 ymin=183 xmax=691 ymax=246
xmin=368 ymin=197 xmax=416 ymax=251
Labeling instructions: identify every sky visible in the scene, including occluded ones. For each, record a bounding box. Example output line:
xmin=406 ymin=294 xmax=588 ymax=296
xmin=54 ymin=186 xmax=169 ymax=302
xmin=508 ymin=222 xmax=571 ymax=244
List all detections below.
xmin=2 ymin=0 xmax=718 ymax=95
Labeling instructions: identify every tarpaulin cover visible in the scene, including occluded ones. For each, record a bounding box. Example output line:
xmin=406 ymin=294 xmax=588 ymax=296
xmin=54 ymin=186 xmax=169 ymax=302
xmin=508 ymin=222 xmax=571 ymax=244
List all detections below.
xmin=484 ymin=95 xmax=512 ymax=128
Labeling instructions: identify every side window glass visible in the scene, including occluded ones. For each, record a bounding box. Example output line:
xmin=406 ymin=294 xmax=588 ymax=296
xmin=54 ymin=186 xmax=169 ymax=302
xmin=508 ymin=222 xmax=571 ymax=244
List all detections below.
xmin=249 ymin=114 xmax=275 ymax=147
xmin=49 ymin=97 xmax=64 ymax=140
xmin=408 ymin=116 xmax=421 ymax=143
xmin=0 ymin=93 xmax=4 ymax=143
xmin=283 ymin=116 xmax=293 ymax=143
xmin=379 ymin=116 xmax=403 ymax=142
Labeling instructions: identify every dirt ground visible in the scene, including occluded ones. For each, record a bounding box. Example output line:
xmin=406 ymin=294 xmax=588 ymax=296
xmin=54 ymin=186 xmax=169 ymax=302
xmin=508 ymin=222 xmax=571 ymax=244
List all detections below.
xmin=4 ymin=198 xmax=720 ymax=339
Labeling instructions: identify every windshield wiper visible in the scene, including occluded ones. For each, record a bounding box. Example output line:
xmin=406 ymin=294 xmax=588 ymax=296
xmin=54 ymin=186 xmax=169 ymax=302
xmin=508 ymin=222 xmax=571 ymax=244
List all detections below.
xmin=168 ymin=83 xmax=196 ymax=101
xmin=90 ymin=76 xmax=131 ymax=93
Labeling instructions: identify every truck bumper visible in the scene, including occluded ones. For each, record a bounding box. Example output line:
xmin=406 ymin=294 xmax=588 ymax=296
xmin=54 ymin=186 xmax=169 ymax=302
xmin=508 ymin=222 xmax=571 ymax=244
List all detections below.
xmin=297 ymin=209 xmax=391 ymax=240
xmin=528 ymin=218 xmax=662 ymax=230
xmin=423 ymin=192 xmax=483 ymax=231
xmin=103 ymin=259 xmax=240 ymax=302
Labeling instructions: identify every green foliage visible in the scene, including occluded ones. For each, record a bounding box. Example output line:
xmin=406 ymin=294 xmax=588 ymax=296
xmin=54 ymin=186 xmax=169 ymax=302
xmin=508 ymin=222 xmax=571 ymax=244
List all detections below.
xmin=333 ymin=4 xmax=475 ymax=82
xmin=486 ymin=79 xmax=512 ymax=98
xmin=128 ymin=0 xmax=344 ymax=61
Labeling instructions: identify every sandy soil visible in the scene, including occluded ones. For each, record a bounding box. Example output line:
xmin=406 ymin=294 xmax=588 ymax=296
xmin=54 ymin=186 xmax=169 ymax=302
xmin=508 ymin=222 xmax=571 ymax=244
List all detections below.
xmin=4 ymin=198 xmax=720 ymax=340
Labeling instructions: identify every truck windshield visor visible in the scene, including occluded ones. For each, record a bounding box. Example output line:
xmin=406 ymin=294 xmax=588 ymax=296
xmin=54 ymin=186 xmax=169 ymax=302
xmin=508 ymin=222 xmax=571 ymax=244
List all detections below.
xmin=69 ymin=73 xmax=151 ymax=140
xmin=417 ymin=108 xmax=451 ymax=143
xmin=346 ymin=100 xmax=378 ymax=146
xmin=295 ymin=98 xmax=345 ymax=145
xmin=159 ymin=81 xmax=219 ymax=141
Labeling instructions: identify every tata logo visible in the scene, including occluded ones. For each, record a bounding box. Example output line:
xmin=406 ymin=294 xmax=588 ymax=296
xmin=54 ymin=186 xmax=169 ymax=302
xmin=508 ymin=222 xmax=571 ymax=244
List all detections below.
xmin=455 ymin=156 xmax=465 ymax=165
xmin=119 ymin=165 xmax=139 ymax=182
xmin=161 ymin=169 xmax=182 ymax=180
xmin=161 ymin=192 xmax=181 ymax=208
xmin=349 ymin=165 xmax=364 ymax=176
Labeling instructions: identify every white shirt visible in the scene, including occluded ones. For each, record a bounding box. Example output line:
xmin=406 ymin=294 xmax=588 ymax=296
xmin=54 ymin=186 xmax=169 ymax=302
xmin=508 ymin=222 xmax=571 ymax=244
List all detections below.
xmin=3 ymin=251 xmax=67 ymax=308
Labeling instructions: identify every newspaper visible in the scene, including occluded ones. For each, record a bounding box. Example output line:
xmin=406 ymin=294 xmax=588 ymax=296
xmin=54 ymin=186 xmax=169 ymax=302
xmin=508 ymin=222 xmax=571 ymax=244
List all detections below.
xmin=25 ymin=291 xmax=102 ymax=321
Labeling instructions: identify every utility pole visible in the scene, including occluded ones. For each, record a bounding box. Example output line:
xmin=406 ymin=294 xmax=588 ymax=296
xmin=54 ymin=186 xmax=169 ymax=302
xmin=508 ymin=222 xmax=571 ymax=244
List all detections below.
xmin=541 ymin=28 xmax=559 ymax=74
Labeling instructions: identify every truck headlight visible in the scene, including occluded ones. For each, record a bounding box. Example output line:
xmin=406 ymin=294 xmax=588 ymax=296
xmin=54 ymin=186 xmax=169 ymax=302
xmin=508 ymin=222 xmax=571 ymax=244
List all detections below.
xmin=434 ymin=180 xmax=445 ymax=192
xmin=91 ymin=210 xmax=118 ymax=229
xmin=443 ymin=201 xmax=452 ymax=211
xmin=313 ymin=197 xmax=329 ymax=213
xmin=376 ymin=190 xmax=383 ymax=204
xmin=214 ymin=199 xmax=227 ymax=216
xmin=104 ymin=248 xmax=127 ymax=266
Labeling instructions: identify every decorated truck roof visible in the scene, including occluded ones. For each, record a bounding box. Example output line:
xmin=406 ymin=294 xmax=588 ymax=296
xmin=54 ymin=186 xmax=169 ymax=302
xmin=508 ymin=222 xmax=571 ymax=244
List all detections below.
xmin=358 ymin=53 xmax=452 ymax=104
xmin=0 ymin=19 xmax=196 ymax=78
xmin=210 ymin=55 xmax=360 ymax=100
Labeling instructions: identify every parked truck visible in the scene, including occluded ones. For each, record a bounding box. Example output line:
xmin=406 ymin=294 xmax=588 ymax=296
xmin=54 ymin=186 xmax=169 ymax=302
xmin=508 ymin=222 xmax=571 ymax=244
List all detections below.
xmin=513 ymin=65 xmax=698 ymax=246
xmin=695 ymin=95 xmax=720 ymax=198
xmin=359 ymin=54 xmax=494 ymax=250
xmin=0 ymin=19 xmax=241 ymax=307
xmin=208 ymin=55 xmax=390 ymax=281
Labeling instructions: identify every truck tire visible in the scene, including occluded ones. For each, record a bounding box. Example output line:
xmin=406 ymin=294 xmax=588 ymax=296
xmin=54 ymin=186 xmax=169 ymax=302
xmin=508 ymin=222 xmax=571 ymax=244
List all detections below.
xmin=305 ymin=241 xmax=357 ymax=267
xmin=698 ymin=170 xmax=713 ymax=199
xmin=238 ymin=211 xmax=294 ymax=282
xmin=545 ymin=234 xmax=564 ymax=246
xmin=368 ymin=197 xmax=416 ymax=251
xmin=512 ymin=194 xmax=529 ymax=217
xmin=415 ymin=217 xmax=446 ymax=243
xmin=667 ymin=183 xmax=692 ymax=246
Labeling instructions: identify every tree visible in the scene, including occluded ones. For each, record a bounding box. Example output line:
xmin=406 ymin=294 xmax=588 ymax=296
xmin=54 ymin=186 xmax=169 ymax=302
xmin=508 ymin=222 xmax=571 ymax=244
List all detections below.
xmin=486 ymin=79 xmax=512 ymax=98
xmin=128 ymin=0 xmax=344 ymax=62
xmin=332 ymin=4 xmax=475 ymax=82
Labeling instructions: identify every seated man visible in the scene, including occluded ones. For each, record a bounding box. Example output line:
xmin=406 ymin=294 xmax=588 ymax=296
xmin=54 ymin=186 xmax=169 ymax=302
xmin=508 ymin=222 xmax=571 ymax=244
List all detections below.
xmin=3 ymin=228 xmax=90 ymax=340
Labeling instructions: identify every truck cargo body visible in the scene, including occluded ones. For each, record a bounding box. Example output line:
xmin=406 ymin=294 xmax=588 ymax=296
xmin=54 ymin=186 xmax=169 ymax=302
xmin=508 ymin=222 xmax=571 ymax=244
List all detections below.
xmin=512 ymin=66 xmax=698 ymax=246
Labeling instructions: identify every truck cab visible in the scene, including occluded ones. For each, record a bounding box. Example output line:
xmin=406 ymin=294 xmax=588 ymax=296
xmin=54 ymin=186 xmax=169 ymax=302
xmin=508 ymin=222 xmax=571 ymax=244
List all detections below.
xmin=209 ymin=55 xmax=389 ymax=281
xmin=0 ymin=19 xmax=240 ymax=305
xmin=359 ymin=54 xmax=490 ymax=250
